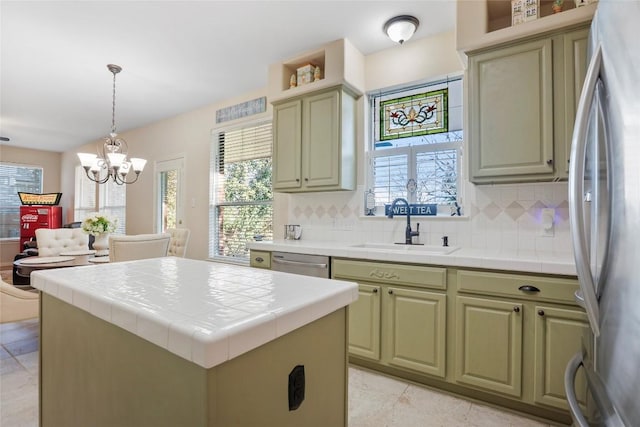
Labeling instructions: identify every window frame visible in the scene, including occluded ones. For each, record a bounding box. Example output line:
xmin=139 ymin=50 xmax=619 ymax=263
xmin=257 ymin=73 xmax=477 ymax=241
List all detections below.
xmin=366 ymin=74 xmax=464 ymax=217
xmin=0 ymin=162 xmax=43 ymax=240
xmin=74 ymin=165 xmax=126 ymax=234
xmin=209 ymin=118 xmax=273 ymax=264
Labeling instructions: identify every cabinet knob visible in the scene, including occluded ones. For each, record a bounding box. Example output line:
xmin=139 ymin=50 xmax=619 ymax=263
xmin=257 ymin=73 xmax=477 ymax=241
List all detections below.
xmin=388 ymin=289 xmax=393 ymax=295
xmin=538 ymin=309 xmax=545 ymax=316
xmin=296 ymin=178 xmax=300 ymax=182
xmin=513 ymin=306 xmax=520 ymax=313
xmin=304 ymin=178 xmax=309 ymax=182
xmin=255 ymin=257 xmax=264 ymax=263
xmin=547 ymin=159 xmax=553 ymax=165
xmin=372 ymin=288 xmax=378 ymax=294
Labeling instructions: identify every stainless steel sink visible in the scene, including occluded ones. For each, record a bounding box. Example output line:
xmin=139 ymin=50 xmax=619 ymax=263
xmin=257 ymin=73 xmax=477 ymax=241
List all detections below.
xmin=349 ymin=243 xmax=459 ymax=255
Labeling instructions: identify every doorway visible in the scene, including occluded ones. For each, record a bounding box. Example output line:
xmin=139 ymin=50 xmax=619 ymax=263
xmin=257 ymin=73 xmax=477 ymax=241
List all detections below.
xmin=155 ymin=156 xmax=185 ymax=233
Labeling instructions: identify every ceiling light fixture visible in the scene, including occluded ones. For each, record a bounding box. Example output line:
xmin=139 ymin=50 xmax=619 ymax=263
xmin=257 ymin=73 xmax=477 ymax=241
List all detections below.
xmin=77 ymin=64 xmax=146 ymax=185
xmin=384 ymin=15 xmax=420 ymax=45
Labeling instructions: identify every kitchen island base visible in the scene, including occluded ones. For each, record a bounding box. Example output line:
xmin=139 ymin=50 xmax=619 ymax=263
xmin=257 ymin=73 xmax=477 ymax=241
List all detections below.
xmin=40 ymin=294 xmax=348 ymax=427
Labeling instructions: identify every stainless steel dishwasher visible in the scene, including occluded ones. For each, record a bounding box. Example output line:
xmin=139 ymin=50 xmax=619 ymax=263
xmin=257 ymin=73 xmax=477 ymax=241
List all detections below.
xmin=271 ymin=251 xmax=330 ymax=278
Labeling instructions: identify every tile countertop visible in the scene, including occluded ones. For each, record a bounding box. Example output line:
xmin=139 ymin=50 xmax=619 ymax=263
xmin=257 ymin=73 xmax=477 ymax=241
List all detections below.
xmin=30 ymin=257 xmax=358 ymax=369
xmin=249 ymin=240 xmax=577 ymax=276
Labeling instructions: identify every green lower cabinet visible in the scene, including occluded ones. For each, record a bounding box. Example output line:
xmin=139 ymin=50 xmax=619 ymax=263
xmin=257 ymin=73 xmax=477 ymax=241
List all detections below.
xmin=348 ymin=284 xmax=381 ymax=361
xmin=384 ymin=287 xmax=447 ymax=378
xmin=347 ymin=282 xmax=447 ymax=378
xmin=533 ymin=305 xmax=589 ymax=411
xmin=455 ymin=295 xmax=523 ymax=397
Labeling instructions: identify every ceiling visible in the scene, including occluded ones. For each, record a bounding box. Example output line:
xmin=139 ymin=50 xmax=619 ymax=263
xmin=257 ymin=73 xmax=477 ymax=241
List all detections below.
xmin=0 ymin=1 xmax=456 ymax=153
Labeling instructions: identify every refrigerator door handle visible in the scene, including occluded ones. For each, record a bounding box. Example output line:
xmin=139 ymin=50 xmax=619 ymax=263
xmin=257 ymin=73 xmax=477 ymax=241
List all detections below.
xmin=565 ymin=353 xmax=590 ymax=427
xmin=569 ymin=43 xmax=603 ymax=337
xmin=566 ymin=352 xmax=626 ymax=427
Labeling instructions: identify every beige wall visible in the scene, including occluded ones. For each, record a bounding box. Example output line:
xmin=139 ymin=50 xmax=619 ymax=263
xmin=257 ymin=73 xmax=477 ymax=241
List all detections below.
xmin=0 ymin=145 xmax=62 ymax=267
xmin=56 ymin=31 xmax=459 ymax=262
xmin=60 ymin=89 xmax=273 ymax=261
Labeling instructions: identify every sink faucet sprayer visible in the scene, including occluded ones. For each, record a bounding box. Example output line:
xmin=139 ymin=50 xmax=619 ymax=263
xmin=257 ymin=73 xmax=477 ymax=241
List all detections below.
xmin=387 ymin=198 xmax=420 ymax=244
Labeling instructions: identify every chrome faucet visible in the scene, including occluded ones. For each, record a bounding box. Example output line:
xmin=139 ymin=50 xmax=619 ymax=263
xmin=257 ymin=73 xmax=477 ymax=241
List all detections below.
xmin=387 ymin=198 xmax=420 ymax=244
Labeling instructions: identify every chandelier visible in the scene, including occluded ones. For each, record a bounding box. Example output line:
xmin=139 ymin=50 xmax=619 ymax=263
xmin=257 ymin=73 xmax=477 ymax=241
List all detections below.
xmin=77 ymin=64 xmax=146 ymax=185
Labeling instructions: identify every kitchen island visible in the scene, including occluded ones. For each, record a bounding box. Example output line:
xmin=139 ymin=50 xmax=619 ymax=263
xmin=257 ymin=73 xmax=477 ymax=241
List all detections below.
xmin=31 ymin=257 xmax=358 ymax=427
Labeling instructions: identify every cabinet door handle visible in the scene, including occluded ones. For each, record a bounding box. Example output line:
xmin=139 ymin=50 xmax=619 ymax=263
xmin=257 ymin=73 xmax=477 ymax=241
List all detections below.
xmin=304 ymin=178 xmax=309 ymax=181
xmin=388 ymin=289 xmax=393 ymax=295
xmin=538 ymin=309 xmax=545 ymax=316
xmin=513 ymin=306 xmax=520 ymax=313
xmin=518 ymin=285 xmax=540 ymax=293
xmin=255 ymin=257 xmax=264 ymax=263
xmin=547 ymin=159 xmax=553 ymax=165
xmin=372 ymin=288 xmax=378 ymax=294
xmin=295 ymin=178 xmax=300 ymax=182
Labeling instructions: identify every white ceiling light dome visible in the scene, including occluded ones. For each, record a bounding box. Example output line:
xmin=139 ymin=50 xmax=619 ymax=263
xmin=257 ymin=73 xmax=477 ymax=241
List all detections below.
xmin=384 ymin=15 xmax=420 ymax=45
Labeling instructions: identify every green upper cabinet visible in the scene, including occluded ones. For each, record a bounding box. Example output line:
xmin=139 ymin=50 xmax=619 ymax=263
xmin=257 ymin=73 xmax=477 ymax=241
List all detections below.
xmin=272 ymin=86 xmax=356 ymax=192
xmin=468 ymin=25 xmax=590 ymax=184
xmin=559 ymin=27 xmax=590 ymax=177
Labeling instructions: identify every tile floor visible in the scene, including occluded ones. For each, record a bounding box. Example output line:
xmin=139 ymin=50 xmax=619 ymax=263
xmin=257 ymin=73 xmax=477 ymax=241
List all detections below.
xmin=1 ymin=318 xmax=557 ymax=427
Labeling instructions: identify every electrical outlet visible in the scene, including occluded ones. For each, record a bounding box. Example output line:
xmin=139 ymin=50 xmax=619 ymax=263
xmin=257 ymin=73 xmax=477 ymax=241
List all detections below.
xmin=288 ymin=365 xmax=305 ymax=411
xmin=541 ymin=208 xmax=555 ymax=237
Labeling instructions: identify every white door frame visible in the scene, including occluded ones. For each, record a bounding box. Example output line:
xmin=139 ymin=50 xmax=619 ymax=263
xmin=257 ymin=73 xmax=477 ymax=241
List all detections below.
xmin=154 ymin=154 xmax=186 ymax=233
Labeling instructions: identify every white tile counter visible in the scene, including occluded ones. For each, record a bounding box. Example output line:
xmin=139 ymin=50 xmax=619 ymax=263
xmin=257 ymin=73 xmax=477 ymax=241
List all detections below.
xmin=249 ymin=240 xmax=577 ymax=276
xmin=31 ymin=257 xmax=358 ymax=369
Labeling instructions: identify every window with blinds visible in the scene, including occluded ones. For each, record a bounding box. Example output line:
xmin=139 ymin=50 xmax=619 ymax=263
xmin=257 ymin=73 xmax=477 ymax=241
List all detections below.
xmin=369 ymin=76 xmax=463 ymax=215
xmin=210 ymin=121 xmax=272 ymax=261
xmin=74 ymin=166 xmax=126 ymax=234
xmin=0 ymin=163 xmax=43 ymax=239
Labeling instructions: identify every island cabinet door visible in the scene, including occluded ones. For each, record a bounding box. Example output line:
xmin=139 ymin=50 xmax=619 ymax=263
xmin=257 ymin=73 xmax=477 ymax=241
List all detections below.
xmin=533 ymin=305 xmax=589 ymax=411
xmin=455 ymin=296 xmax=523 ymax=398
xmin=383 ymin=287 xmax=447 ymax=378
xmin=348 ymin=283 xmax=381 ymax=361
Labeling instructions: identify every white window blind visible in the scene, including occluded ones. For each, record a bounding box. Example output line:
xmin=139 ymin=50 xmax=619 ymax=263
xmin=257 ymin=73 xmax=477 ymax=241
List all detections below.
xmin=0 ymin=163 xmax=43 ymax=238
xmin=369 ymin=76 xmax=463 ymax=215
xmin=210 ymin=121 xmax=273 ymax=261
xmin=74 ymin=166 xmax=126 ymax=234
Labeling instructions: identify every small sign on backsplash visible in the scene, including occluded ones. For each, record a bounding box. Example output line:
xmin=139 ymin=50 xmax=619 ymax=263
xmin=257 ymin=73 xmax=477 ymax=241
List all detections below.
xmin=385 ymin=203 xmax=437 ymax=216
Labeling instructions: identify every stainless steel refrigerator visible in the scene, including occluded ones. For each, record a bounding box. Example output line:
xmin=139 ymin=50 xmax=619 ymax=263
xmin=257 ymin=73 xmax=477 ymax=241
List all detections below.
xmin=566 ymin=1 xmax=640 ymax=426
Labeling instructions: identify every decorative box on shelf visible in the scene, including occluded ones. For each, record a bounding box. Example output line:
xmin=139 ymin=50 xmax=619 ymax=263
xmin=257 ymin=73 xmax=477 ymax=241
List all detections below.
xmin=512 ymin=0 xmax=539 ymax=26
xmin=297 ymin=64 xmax=317 ymax=86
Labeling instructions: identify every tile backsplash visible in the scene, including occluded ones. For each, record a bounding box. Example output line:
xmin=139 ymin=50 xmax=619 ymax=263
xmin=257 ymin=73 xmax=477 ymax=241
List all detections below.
xmin=280 ymin=182 xmax=572 ymax=255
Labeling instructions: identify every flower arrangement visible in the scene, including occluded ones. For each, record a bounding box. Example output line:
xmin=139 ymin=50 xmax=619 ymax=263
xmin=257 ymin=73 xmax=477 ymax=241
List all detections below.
xmin=81 ymin=213 xmax=117 ymax=236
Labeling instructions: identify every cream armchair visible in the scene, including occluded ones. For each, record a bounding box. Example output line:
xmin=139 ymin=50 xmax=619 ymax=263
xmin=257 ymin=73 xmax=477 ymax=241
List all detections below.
xmin=166 ymin=228 xmax=190 ymax=257
xmin=35 ymin=228 xmax=89 ymax=257
xmin=1 ymin=278 xmax=39 ymax=323
xmin=109 ymin=233 xmax=171 ymax=263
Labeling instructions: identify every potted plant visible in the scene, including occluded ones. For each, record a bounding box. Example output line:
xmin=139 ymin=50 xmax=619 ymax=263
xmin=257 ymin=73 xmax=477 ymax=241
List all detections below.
xmin=81 ymin=213 xmax=117 ymax=251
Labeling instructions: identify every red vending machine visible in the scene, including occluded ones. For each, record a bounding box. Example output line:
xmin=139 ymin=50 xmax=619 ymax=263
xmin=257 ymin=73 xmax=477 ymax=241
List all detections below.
xmin=18 ymin=193 xmax=63 ymax=249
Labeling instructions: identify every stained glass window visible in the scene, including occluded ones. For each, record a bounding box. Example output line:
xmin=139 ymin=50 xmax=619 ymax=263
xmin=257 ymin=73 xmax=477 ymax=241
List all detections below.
xmin=380 ymin=89 xmax=448 ymax=141
xmin=369 ymin=76 xmax=463 ymax=215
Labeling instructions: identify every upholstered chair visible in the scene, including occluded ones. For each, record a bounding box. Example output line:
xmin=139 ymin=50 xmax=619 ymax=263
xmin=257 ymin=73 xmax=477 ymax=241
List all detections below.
xmin=166 ymin=228 xmax=190 ymax=257
xmin=35 ymin=228 xmax=90 ymax=257
xmin=108 ymin=233 xmax=171 ymax=263
xmin=1 ymin=278 xmax=39 ymax=323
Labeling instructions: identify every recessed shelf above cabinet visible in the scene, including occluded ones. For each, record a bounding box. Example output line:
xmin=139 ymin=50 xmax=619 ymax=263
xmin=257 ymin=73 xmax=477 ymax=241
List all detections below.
xmin=457 ymin=0 xmax=596 ymax=54
xmin=487 ymin=0 xmax=578 ymax=32
xmin=268 ymin=39 xmax=364 ymax=104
